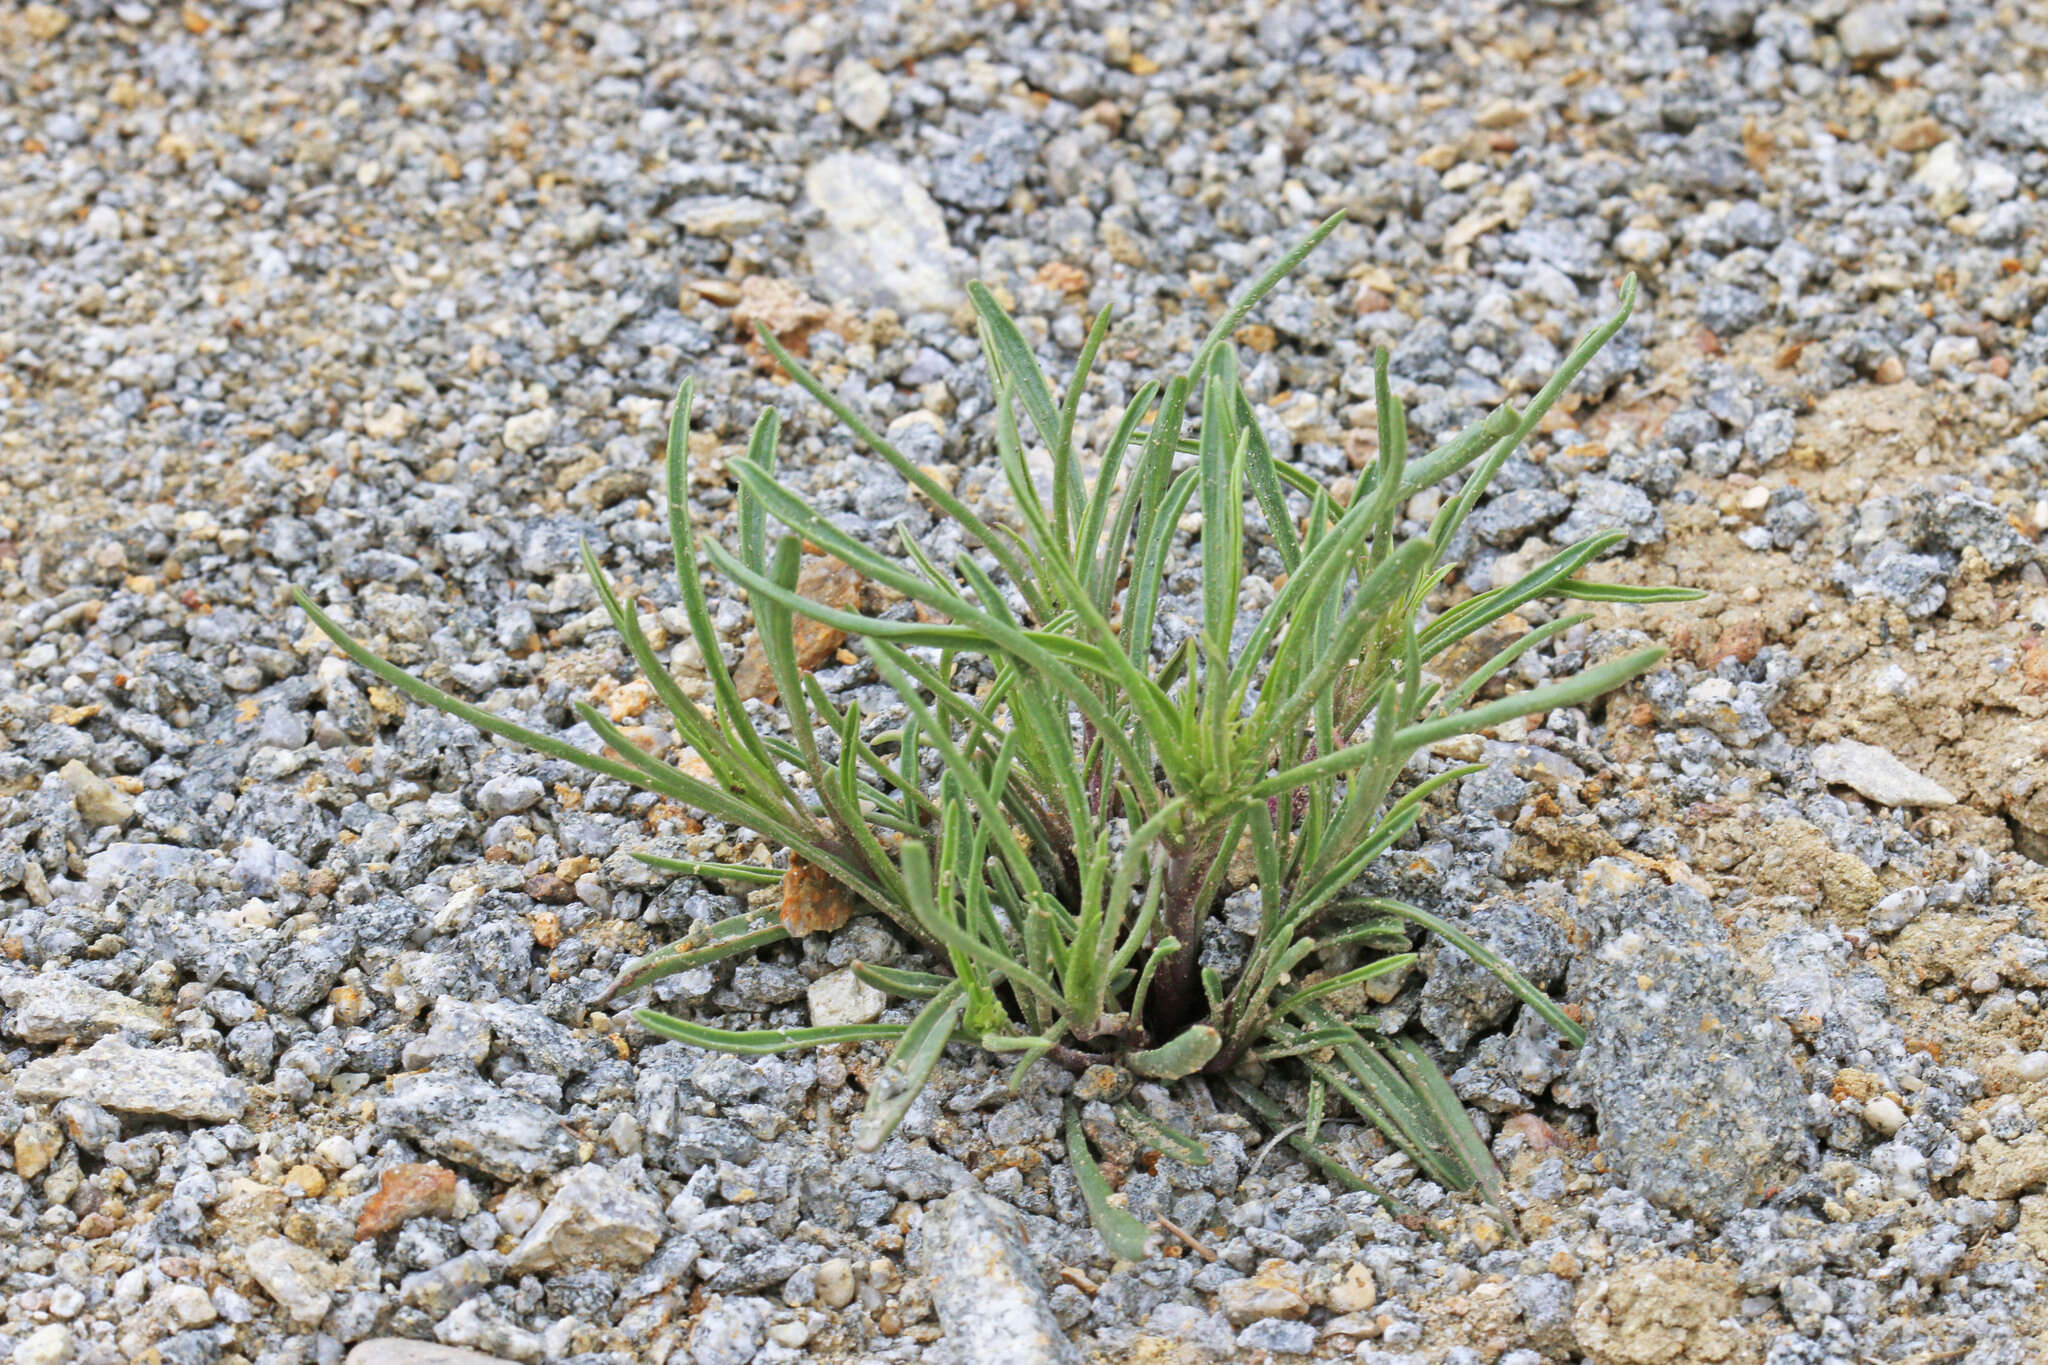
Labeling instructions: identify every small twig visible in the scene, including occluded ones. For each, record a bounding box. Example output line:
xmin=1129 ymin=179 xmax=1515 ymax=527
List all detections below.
xmin=1157 ymin=1216 xmax=1216 ymax=1262
xmin=1059 ymin=1266 xmax=1100 ymax=1295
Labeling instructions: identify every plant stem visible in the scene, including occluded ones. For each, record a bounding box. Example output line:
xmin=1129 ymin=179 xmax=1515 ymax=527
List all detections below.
xmin=1143 ymin=835 xmax=1224 ymax=1039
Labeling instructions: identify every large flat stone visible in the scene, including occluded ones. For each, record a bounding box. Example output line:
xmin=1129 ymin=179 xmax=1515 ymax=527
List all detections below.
xmin=803 ymin=152 xmax=964 ymax=315
xmin=925 ymin=1187 xmax=1080 ymax=1365
xmin=1 ymin=971 xmax=168 ymax=1044
xmin=1570 ymin=861 xmax=1813 ymax=1225
xmin=14 ymin=1035 xmax=246 ymax=1123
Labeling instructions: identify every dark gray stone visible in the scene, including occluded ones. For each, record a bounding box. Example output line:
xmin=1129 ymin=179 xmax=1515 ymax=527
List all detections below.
xmin=925 ymin=1187 xmax=1081 ymax=1365
xmin=1571 ymin=862 xmax=1813 ymax=1224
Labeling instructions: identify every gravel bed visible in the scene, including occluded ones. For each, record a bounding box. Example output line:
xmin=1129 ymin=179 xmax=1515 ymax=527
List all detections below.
xmin=2 ymin=2 xmax=2047 ymax=1363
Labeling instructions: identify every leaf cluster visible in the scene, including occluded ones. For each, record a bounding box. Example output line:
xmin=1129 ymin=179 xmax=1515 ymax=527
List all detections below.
xmin=295 ymin=214 xmax=1695 ymax=1247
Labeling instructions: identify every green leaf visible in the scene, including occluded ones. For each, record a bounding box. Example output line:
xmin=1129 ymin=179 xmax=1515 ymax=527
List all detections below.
xmin=1128 ymin=1024 xmax=1222 ymax=1080
xmin=853 ymin=981 xmax=968 ymax=1153
xmin=1428 ymin=274 xmax=1637 ymax=555
xmin=1190 ymin=211 xmax=1346 ymax=377
xmin=853 ymin=961 xmax=955 ymax=1001
xmin=1220 ymin=1076 xmax=1407 ymax=1215
xmin=739 ymin=405 xmax=781 ymax=578
xmin=1269 ymin=953 xmax=1418 ymax=1018
xmin=662 ymin=380 xmax=783 ymax=780
xmin=292 ymin=589 xmax=669 ymax=795
xmin=1236 ymin=383 xmax=1302 ymax=573
xmin=632 ymin=1011 xmax=903 ymax=1056
xmin=1385 ymin=1034 xmax=1507 ymax=1215
xmin=1065 ymin=1105 xmax=1154 ymax=1261
xmin=1364 ymin=897 xmax=1587 ymax=1047
xmin=1394 ymin=645 xmax=1667 ymax=754
xmin=599 ymin=911 xmax=789 ymax=1003
xmin=753 ymin=323 xmax=1046 ymax=600
xmin=1555 ymin=579 xmax=1707 ymax=603
xmin=1058 ymin=304 xmax=1114 ymax=540
xmin=969 ymin=282 xmax=1064 ymax=458
xmin=1114 ymin=1100 xmax=1210 ymax=1166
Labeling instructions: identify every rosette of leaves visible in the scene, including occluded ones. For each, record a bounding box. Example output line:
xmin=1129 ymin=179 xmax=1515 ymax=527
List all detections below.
xmin=295 ymin=213 xmax=1696 ymax=1254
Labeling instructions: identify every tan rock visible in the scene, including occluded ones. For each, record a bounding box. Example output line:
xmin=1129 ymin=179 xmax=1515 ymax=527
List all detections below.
xmin=807 ymin=966 xmax=886 ymax=1026
xmin=58 ymin=760 xmax=133 ymax=828
xmin=216 ymin=1178 xmax=290 ymax=1244
xmin=777 ymin=855 xmax=859 ymax=938
xmin=14 ymin=1119 xmax=63 ymax=1180
xmin=1327 ymin=1262 xmax=1378 ymax=1314
xmin=245 ymin=1236 xmax=337 ymax=1327
xmin=1 ymin=972 xmax=166 ymax=1044
xmin=731 ymin=275 xmax=830 ymax=352
xmin=146 ymin=1282 xmax=218 ymax=1330
xmin=506 ymin=1162 xmax=665 ymax=1273
xmin=1861 ymin=1097 xmax=1908 ymax=1135
xmin=1216 ymin=1259 xmax=1308 ymax=1326
xmin=364 ymin=404 xmax=415 ymax=441
xmin=23 ymin=3 xmax=68 ymax=39
xmin=1574 ymin=1258 xmax=1755 ymax=1365
xmin=1813 ymin=739 xmax=1957 ymax=807
xmin=1960 ymin=1133 xmax=2048 ymax=1200
xmin=2018 ymin=1195 xmax=2048 ymax=1261
xmin=815 ymin=1257 xmax=857 ymax=1309
xmin=1747 ymin=820 xmax=1882 ymax=920
xmin=734 ymin=555 xmax=869 ymax=703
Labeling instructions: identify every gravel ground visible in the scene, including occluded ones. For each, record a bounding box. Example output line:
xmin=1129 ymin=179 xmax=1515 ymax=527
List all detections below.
xmin=3 ymin=2 xmax=2048 ymax=1364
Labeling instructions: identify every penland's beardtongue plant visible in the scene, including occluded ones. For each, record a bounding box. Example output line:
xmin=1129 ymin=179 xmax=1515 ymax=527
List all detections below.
xmin=295 ymin=212 xmax=1698 ymax=1254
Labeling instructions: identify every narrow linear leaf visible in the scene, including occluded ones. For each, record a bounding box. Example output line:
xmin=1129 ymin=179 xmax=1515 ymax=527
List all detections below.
xmin=852 ymin=962 xmax=954 ymax=1001
xmin=1114 ymin=1101 xmax=1210 ymax=1166
xmin=632 ymin=1011 xmax=903 ymax=1056
xmin=632 ymin=854 xmax=785 ymax=885
xmin=599 ymin=912 xmax=789 ymax=1003
xmin=1386 ymin=1035 xmax=1508 ymax=1216
xmin=1066 ymin=1105 xmax=1154 ymax=1261
xmin=1555 ymin=580 xmax=1708 ymax=603
xmin=853 ymin=982 xmax=968 ymax=1153
xmin=1366 ymin=898 xmax=1586 ymax=1047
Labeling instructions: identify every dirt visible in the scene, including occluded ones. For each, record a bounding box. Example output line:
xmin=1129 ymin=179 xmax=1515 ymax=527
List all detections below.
xmin=1579 ymin=353 xmax=2046 ymax=863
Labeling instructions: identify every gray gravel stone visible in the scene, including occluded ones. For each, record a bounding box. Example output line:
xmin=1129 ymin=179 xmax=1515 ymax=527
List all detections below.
xmin=931 ymin=113 xmax=1038 ymax=211
xmin=1696 ymin=283 xmax=1768 ymax=335
xmin=398 ymin=1252 xmax=504 ymax=1316
xmin=1236 ymin=1318 xmax=1317 ymax=1354
xmin=378 ymin=1071 xmax=579 ymax=1182
xmin=347 ymin=1343 xmax=521 ymax=1365
xmin=1419 ymin=900 xmax=1571 ymax=1051
xmin=926 ymin=1187 xmax=1082 ymax=1365
xmin=804 ymin=153 xmax=964 ymax=314
xmin=475 ymin=775 xmax=544 ymax=817
xmin=1471 ymin=490 xmax=1572 ymax=548
xmin=687 ymin=1295 xmax=770 ymax=1365
xmin=506 ymin=1162 xmax=666 ymax=1273
xmin=1571 ymin=862 xmax=1813 ymax=1223
xmin=1556 ymin=479 xmax=1664 ymax=548
xmin=1837 ymin=5 xmax=1908 ymax=61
